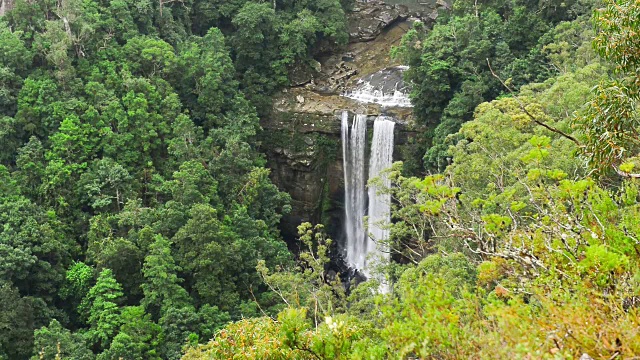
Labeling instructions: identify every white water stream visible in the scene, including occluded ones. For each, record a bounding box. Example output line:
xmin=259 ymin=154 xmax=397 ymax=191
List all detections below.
xmin=341 ymin=112 xmax=394 ymax=289
xmin=341 ymin=112 xmax=368 ymax=271
xmin=366 ymin=117 xmax=394 ymax=289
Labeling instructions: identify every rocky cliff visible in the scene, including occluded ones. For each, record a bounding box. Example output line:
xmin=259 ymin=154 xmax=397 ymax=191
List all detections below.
xmin=262 ymin=0 xmax=445 ymax=242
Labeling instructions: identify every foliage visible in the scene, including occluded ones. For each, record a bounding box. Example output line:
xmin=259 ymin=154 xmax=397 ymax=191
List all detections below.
xmin=0 ymin=281 xmax=37 ymax=360
xmin=257 ymin=223 xmax=345 ymax=324
xmin=576 ymin=0 xmax=640 ymax=175
xmin=3 ymin=0 xmax=640 ymax=358
xmin=182 ymin=307 xmax=374 ymax=360
xmin=80 ymin=268 xmax=124 ymax=350
xmin=394 ymin=0 xmax=597 ymax=170
xmin=184 ymin=3 xmax=640 ymax=358
xmin=31 ymin=320 xmax=94 ymax=360
xmin=141 ymin=235 xmax=191 ymax=319
xmin=0 ymin=0 xmax=306 ymax=356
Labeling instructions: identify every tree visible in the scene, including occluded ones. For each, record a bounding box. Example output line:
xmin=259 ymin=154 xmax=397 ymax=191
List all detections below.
xmin=172 ymin=204 xmax=244 ymax=310
xmin=0 ymin=281 xmax=36 ymax=360
xmin=34 ymin=20 xmax=76 ymax=83
xmin=257 ymin=223 xmax=345 ymax=326
xmin=78 ymin=158 xmax=132 ymax=212
xmin=0 ymin=165 xmax=74 ymax=303
xmin=14 ymin=136 xmax=46 ymax=198
xmin=0 ymin=21 xmax=32 ymax=117
xmin=141 ymin=234 xmax=191 ymax=318
xmin=80 ymin=269 xmax=124 ymax=350
xmin=577 ymin=0 xmax=640 ymax=176
xmin=174 ymin=28 xmax=240 ymax=128
xmin=31 ymin=320 xmax=94 ymax=360
xmin=230 ymin=2 xmax=287 ymax=112
xmin=86 ymin=233 xmax=144 ymax=302
xmin=164 ymin=160 xmax=218 ymax=207
xmin=157 ymin=306 xmax=199 ymax=360
xmin=378 ymin=254 xmax=476 ymax=359
xmin=59 ymin=261 xmax=95 ymax=326
xmin=97 ymin=306 xmax=161 ymax=360
xmin=123 ymin=36 xmax=178 ymax=78
xmin=42 ymin=115 xmax=93 ymax=213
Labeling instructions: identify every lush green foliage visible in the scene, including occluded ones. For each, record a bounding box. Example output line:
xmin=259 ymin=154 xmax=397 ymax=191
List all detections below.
xmin=3 ymin=0 xmax=640 ymax=358
xmin=182 ymin=2 xmax=640 ymax=359
xmin=577 ymin=0 xmax=640 ymax=175
xmin=393 ymin=0 xmax=597 ymax=170
xmin=0 ymin=0 xmax=351 ymax=357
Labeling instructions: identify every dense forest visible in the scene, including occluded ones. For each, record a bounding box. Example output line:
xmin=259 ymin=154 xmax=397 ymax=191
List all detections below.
xmin=1 ymin=0 xmax=640 ymax=358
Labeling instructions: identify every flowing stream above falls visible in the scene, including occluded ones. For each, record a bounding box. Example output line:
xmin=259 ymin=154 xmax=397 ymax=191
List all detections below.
xmin=341 ymin=66 xmax=412 ymax=107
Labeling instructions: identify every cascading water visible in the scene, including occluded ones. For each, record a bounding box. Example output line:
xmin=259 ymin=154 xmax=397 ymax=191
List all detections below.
xmin=340 ymin=65 xmax=408 ymax=291
xmin=341 ymin=112 xmax=395 ymax=290
xmin=365 ymin=117 xmax=395 ymax=291
xmin=341 ymin=111 xmax=368 ymax=271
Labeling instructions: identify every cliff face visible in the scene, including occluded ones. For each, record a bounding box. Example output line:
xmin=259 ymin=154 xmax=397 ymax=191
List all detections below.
xmin=262 ymin=1 xmax=444 ymax=241
xmin=262 ymin=108 xmax=419 ymax=241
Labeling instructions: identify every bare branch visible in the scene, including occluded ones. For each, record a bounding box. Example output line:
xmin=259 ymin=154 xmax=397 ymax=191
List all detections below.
xmin=613 ymin=163 xmax=640 ymax=178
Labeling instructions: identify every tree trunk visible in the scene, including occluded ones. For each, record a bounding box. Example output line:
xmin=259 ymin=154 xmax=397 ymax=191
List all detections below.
xmin=0 ymin=0 xmax=14 ymax=16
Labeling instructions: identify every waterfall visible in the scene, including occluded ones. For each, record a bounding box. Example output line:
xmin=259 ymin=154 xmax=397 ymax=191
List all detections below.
xmin=339 ymin=65 xmax=406 ymax=289
xmin=341 ymin=111 xmax=368 ymax=270
xmin=341 ymin=111 xmax=394 ymax=289
xmin=366 ymin=117 xmax=394 ymax=290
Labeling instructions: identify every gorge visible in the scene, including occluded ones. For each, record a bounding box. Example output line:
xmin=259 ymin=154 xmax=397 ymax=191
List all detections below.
xmin=261 ymin=2 xmax=433 ymax=245
xmin=4 ymin=0 xmax=631 ymax=357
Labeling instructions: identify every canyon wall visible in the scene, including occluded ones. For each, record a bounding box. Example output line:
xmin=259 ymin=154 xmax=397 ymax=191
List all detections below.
xmin=261 ymin=0 xmax=446 ymax=241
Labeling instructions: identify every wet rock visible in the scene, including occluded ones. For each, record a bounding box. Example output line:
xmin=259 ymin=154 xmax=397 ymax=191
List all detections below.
xmin=342 ymin=53 xmax=355 ymax=62
xmin=304 ymin=136 xmax=314 ymax=146
xmin=312 ymin=86 xmax=336 ymax=95
xmin=348 ymin=1 xmax=409 ymax=42
xmin=436 ymin=0 xmax=451 ymax=9
xmin=427 ymin=10 xmax=439 ymax=22
xmin=342 ymin=66 xmax=412 ymax=108
xmin=289 ymin=63 xmax=315 ymax=87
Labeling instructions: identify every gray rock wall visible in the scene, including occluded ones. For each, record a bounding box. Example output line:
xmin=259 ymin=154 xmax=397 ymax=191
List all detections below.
xmin=262 ymin=109 xmax=420 ymax=242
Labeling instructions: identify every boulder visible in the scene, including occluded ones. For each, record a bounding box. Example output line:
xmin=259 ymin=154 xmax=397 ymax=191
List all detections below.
xmin=289 ymin=63 xmax=315 ymax=87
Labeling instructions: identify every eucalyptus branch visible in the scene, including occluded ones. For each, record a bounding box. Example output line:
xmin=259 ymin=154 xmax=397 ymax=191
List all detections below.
xmin=487 ymin=59 xmax=640 ymax=179
xmin=486 ymin=58 xmax=582 ymax=146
